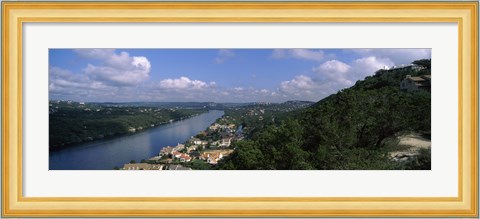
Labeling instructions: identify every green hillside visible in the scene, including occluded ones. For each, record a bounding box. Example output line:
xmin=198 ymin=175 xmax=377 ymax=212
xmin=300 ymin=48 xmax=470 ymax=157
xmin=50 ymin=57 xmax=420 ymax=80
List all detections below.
xmin=49 ymin=104 xmax=207 ymax=149
xmin=218 ymin=60 xmax=431 ymax=170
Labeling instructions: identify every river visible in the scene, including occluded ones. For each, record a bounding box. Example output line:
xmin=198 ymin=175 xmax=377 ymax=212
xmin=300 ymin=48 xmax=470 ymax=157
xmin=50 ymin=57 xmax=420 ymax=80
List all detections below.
xmin=49 ymin=110 xmax=224 ymax=170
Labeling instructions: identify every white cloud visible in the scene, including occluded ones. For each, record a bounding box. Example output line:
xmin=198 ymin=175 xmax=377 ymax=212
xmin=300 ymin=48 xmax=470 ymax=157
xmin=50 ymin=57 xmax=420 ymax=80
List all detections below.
xmin=84 ymin=62 xmax=150 ymax=86
xmin=75 ymin=49 xmax=151 ymax=86
xmin=52 ymin=48 xmax=431 ymax=103
xmin=49 ymin=67 xmax=116 ymax=101
xmin=271 ymin=49 xmax=333 ymax=62
xmin=147 ymin=77 xmax=223 ymax=102
xmin=311 ymin=57 xmax=393 ymax=88
xmin=158 ymin=76 xmax=215 ymax=90
xmin=315 ymin=60 xmax=351 ymax=74
xmin=271 ymin=49 xmax=423 ymax=102
xmin=215 ymin=49 xmax=235 ymax=64
xmin=352 ymin=49 xmax=431 ymax=66
xmin=277 ymin=56 xmax=396 ymax=102
xmin=50 ymin=49 xmax=152 ymax=101
xmin=350 ymin=56 xmax=394 ymax=77
xmin=49 ymin=67 xmax=109 ymax=91
xmin=312 ymin=60 xmax=353 ymax=87
xmin=279 ymin=75 xmax=316 ymax=96
xmin=234 ymin=87 xmax=244 ymax=92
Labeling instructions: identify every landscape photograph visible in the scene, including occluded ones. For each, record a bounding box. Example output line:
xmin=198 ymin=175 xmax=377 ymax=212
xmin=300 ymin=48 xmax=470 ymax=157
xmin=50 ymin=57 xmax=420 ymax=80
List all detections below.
xmin=49 ymin=48 xmax=431 ymax=170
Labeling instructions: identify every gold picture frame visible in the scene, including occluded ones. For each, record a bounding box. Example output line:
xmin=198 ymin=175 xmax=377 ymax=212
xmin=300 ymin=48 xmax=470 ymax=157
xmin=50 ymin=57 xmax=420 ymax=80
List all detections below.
xmin=2 ymin=1 xmax=478 ymax=217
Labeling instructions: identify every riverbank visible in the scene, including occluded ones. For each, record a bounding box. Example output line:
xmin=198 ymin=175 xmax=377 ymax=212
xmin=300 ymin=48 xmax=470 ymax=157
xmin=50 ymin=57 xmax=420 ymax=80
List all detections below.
xmin=50 ymin=110 xmax=224 ymax=170
xmin=49 ymin=101 xmax=209 ymax=149
xmin=48 ymin=111 xmax=204 ymax=151
xmin=119 ymin=114 xmax=242 ymax=170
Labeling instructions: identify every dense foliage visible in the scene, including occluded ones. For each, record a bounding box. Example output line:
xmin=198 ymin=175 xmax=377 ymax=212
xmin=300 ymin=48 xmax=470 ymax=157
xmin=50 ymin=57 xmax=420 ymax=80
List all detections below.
xmin=221 ymin=101 xmax=312 ymax=138
xmin=49 ymin=103 xmax=206 ymax=149
xmin=218 ymin=60 xmax=431 ymax=170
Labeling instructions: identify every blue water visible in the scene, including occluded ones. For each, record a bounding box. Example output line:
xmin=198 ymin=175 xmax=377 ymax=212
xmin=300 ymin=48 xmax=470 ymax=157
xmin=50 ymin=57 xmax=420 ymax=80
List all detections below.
xmin=49 ymin=110 xmax=224 ymax=170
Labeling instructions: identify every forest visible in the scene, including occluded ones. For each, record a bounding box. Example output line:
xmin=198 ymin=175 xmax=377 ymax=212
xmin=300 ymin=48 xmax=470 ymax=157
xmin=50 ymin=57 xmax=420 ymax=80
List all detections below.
xmin=217 ymin=59 xmax=431 ymax=170
xmin=49 ymin=103 xmax=207 ymax=149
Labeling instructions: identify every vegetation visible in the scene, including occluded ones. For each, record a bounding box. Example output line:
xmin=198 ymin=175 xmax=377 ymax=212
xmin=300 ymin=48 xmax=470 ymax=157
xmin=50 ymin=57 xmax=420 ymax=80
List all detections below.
xmin=185 ymin=159 xmax=212 ymax=170
xmin=412 ymin=59 xmax=431 ymax=69
xmin=49 ymin=102 xmax=207 ymax=149
xmin=217 ymin=60 xmax=431 ymax=170
xmin=220 ymin=101 xmax=313 ymax=138
xmin=52 ymin=59 xmax=432 ymax=170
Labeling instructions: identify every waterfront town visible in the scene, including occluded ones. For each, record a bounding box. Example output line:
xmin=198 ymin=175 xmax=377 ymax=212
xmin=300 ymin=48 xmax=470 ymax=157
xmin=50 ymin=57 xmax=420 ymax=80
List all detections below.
xmin=120 ymin=116 xmax=242 ymax=170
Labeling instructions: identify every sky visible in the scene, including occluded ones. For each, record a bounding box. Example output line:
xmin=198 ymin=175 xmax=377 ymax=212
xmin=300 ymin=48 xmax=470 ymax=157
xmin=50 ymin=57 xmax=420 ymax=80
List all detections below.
xmin=49 ymin=48 xmax=431 ymax=103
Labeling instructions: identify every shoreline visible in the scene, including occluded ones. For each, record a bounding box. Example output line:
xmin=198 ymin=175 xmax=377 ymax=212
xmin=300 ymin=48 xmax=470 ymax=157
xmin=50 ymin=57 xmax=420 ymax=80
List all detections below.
xmin=49 ymin=111 xmax=208 ymax=152
xmin=122 ymin=112 xmax=240 ymax=170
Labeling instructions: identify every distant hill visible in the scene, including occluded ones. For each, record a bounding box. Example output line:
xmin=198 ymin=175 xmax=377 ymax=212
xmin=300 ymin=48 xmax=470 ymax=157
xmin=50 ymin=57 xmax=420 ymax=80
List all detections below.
xmin=82 ymin=101 xmax=314 ymax=110
xmin=96 ymin=102 xmax=221 ymax=109
xmin=218 ymin=59 xmax=431 ymax=170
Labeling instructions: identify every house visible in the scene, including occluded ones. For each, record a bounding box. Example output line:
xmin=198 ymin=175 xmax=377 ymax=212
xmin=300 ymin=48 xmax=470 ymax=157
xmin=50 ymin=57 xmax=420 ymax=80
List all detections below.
xmin=207 ymin=153 xmax=223 ymax=165
xmin=200 ymin=152 xmax=223 ymax=165
xmin=179 ymin=153 xmax=192 ymax=162
xmin=220 ymin=138 xmax=232 ymax=147
xmin=209 ymin=123 xmax=221 ymax=131
xmin=172 ymin=151 xmax=182 ymax=159
xmin=400 ymin=75 xmax=431 ymax=92
xmin=190 ymin=138 xmax=206 ymax=146
xmin=123 ymin=163 xmax=163 ymax=170
xmin=174 ymin=143 xmax=185 ymax=151
xmin=390 ymin=64 xmax=425 ymax=71
xmin=411 ymin=64 xmax=426 ymax=71
xmin=187 ymin=145 xmax=198 ymax=153
xmin=191 ymin=139 xmax=209 ymax=146
xmin=159 ymin=146 xmax=175 ymax=156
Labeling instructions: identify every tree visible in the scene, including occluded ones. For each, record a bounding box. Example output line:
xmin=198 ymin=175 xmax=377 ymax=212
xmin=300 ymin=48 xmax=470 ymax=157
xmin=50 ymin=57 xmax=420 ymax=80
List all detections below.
xmin=412 ymin=59 xmax=431 ymax=69
xmin=219 ymin=141 xmax=264 ymax=170
xmin=189 ymin=159 xmax=211 ymax=170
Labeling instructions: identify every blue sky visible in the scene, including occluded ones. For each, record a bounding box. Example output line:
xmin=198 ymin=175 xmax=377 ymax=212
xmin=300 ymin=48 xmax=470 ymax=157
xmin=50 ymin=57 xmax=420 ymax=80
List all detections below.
xmin=49 ymin=48 xmax=431 ymax=103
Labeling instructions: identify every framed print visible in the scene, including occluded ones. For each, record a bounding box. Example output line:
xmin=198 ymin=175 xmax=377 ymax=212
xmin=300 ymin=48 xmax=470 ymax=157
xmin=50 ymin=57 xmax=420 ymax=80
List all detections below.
xmin=2 ymin=1 xmax=478 ymax=217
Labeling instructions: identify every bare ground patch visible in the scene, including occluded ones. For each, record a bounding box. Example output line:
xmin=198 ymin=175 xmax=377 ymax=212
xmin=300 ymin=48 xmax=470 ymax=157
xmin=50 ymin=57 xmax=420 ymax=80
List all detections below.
xmin=389 ymin=133 xmax=431 ymax=161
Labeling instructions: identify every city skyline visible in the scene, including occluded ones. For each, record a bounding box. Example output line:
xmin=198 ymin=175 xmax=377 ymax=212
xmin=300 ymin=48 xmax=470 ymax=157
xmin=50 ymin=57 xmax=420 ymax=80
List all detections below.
xmin=49 ymin=48 xmax=431 ymax=103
